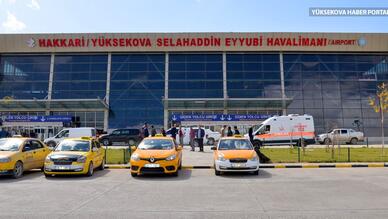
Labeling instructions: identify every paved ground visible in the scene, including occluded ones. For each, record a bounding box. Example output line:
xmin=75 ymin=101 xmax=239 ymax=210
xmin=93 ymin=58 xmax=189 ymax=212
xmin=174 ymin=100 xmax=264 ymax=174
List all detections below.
xmin=1 ymin=168 xmax=388 ymax=218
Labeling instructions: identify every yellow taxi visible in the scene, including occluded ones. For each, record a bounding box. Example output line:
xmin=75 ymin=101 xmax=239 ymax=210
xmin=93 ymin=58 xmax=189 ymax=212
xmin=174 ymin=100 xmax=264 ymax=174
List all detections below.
xmin=44 ymin=137 xmax=105 ymax=177
xmin=212 ymin=135 xmax=259 ymax=176
xmin=0 ymin=138 xmax=51 ymax=178
xmin=130 ymin=134 xmax=183 ymax=177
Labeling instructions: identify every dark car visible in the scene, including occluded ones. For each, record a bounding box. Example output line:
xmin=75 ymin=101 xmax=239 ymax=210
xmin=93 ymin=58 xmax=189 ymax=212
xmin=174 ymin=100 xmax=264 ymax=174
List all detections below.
xmin=99 ymin=129 xmax=141 ymax=146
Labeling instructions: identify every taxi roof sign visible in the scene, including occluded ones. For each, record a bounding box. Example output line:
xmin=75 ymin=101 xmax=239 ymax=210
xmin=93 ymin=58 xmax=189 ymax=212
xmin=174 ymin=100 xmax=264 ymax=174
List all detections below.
xmin=233 ymin=134 xmax=243 ymax=138
xmin=154 ymin=134 xmax=164 ymax=137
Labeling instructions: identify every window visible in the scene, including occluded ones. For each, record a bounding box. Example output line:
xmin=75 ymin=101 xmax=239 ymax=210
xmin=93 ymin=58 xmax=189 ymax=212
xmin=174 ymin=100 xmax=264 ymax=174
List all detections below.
xmin=112 ymin=130 xmax=121 ymax=135
xmin=56 ymin=130 xmax=69 ymax=138
xmin=31 ymin=140 xmax=43 ymax=150
xmin=121 ymin=130 xmax=130 ymax=135
xmin=341 ymin=130 xmax=348 ymax=134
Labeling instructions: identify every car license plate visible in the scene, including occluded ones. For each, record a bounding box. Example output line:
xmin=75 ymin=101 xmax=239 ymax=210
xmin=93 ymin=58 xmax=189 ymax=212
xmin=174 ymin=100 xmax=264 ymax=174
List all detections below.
xmin=232 ymin=163 xmax=246 ymax=168
xmin=144 ymin=164 xmax=160 ymax=168
xmin=54 ymin=165 xmax=70 ymax=170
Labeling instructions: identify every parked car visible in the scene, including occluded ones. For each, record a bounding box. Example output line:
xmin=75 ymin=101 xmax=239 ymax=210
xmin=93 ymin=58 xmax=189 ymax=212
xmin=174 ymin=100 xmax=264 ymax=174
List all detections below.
xmin=44 ymin=128 xmax=97 ymax=148
xmin=98 ymin=129 xmax=141 ymax=146
xmin=317 ymin=129 xmax=364 ymax=145
xmin=166 ymin=127 xmax=221 ymax=145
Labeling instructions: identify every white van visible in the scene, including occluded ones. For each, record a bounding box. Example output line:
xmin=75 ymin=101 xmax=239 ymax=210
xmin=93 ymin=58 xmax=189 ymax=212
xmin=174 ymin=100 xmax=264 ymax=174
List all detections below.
xmin=167 ymin=127 xmax=221 ymax=145
xmin=44 ymin=127 xmax=97 ymax=147
xmin=249 ymin=114 xmax=315 ymax=147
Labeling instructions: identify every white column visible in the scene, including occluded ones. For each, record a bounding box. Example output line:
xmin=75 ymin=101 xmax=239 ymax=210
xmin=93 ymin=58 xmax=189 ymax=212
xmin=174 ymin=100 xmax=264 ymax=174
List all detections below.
xmin=279 ymin=52 xmax=286 ymax=115
xmin=46 ymin=53 xmax=55 ymax=115
xmin=103 ymin=53 xmax=112 ymax=131
xmin=164 ymin=53 xmax=169 ymax=129
xmin=222 ymin=52 xmax=227 ymax=114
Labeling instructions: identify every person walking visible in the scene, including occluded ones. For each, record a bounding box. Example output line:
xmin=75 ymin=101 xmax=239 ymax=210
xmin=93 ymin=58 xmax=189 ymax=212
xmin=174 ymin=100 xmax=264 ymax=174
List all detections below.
xmin=248 ymin=127 xmax=254 ymax=144
xmin=196 ymin=125 xmax=205 ymax=152
xmin=161 ymin=128 xmax=166 ymax=137
xmin=178 ymin=126 xmax=185 ymax=145
xmin=150 ymin=125 xmax=157 ymax=137
xmin=233 ymin=126 xmax=240 ymax=135
xmin=142 ymin=123 xmax=149 ymax=138
xmin=220 ymin=125 xmax=227 ymax=137
xmin=170 ymin=124 xmax=178 ymax=140
xmin=227 ymin=126 xmax=233 ymax=137
xmin=189 ymin=127 xmax=196 ymax=151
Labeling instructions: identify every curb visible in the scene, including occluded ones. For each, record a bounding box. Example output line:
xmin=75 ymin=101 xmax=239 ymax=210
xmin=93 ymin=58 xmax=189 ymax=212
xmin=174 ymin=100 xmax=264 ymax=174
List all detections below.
xmin=105 ymin=163 xmax=388 ymax=169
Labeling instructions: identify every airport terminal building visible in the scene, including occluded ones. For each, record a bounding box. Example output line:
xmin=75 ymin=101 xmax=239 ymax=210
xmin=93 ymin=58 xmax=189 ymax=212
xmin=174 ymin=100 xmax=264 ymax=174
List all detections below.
xmin=0 ymin=32 xmax=387 ymax=138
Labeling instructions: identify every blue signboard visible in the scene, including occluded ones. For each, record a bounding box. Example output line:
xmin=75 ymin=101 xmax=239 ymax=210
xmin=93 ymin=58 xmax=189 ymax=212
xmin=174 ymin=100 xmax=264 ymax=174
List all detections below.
xmin=4 ymin=115 xmax=72 ymax=123
xmin=171 ymin=114 xmax=273 ymax=122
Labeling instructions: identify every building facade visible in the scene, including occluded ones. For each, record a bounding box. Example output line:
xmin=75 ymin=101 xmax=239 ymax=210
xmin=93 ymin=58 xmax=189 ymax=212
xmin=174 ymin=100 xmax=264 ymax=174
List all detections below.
xmin=0 ymin=32 xmax=387 ymax=137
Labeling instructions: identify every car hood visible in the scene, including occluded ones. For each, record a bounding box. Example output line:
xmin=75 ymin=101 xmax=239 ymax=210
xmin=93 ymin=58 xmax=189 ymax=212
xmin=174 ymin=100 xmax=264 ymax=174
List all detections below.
xmin=0 ymin=151 xmax=19 ymax=158
xmin=134 ymin=149 xmax=175 ymax=159
xmin=48 ymin=151 xmax=89 ymax=158
xmin=217 ymin=150 xmax=256 ymax=159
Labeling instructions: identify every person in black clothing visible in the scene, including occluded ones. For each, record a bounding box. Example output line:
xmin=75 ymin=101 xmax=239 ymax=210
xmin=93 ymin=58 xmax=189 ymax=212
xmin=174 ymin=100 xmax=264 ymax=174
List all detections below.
xmin=248 ymin=127 xmax=254 ymax=144
xmin=226 ymin=126 xmax=233 ymax=137
xmin=161 ymin=128 xmax=166 ymax=136
xmin=142 ymin=123 xmax=149 ymax=138
xmin=150 ymin=125 xmax=157 ymax=137
xmin=170 ymin=124 xmax=178 ymax=140
xmin=233 ymin=126 xmax=240 ymax=135
xmin=196 ymin=125 xmax=205 ymax=152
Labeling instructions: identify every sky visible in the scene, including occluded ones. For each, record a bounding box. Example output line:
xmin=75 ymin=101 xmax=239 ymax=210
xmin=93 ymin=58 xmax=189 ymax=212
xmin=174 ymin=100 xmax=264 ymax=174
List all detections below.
xmin=0 ymin=0 xmax=387 ymax=33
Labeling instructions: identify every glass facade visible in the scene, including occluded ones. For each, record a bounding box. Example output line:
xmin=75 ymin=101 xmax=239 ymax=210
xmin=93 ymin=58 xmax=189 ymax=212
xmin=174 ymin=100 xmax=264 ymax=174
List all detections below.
xmin=52 ymin=55 xmax=107 ymax=99
xmin=109 ymin=54 xmax=165 ymax=128
xmin=0 ymin=55 xmax=50 ymax=99
xmin=1 ymin=52 xmax=388 ymax=136
xmin=226 ymin=54 xmax=281 ymax=98
xmin=169 ymin=54 xmax=223 ymax=98
xmin=284 ymin=54 xmax=388 ymax=136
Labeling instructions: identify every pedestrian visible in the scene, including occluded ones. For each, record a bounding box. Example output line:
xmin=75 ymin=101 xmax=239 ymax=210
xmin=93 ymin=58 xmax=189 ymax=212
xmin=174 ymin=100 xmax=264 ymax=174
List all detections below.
xmin=227 ymin=126 xmax=233 ymax=137
xmin=142 ymin=123 xmax=149 ymax=138
xmin=248 ymin=127 xmax=254 ymax=144
xmin=151 ymin=125 xmax=157 ymax=137
xmin=161 ymin=128 xmax=166 ymax=137
xmin=170 ymin=123 xmax=178 ymax=140
xmin=196 ymin=125 xmax=205 ymax=152
xmin=178 ymin=126 xmax=185 ymax=145
xmin=234 ymin=126 xmax=240 ymax=135
xmin=189 ymin=127 xmax=195 ymax=151
xmin=220 ymin=125 xmax=227 ymax=137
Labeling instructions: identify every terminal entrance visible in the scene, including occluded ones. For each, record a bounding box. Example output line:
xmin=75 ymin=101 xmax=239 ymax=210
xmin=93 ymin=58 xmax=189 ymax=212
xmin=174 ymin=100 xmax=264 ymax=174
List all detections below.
xmin=1 ymin=122 xmax=63 ymax=140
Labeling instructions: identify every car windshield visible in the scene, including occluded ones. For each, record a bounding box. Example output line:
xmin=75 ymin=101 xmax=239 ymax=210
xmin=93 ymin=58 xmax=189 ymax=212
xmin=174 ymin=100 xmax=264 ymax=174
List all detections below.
xmin=0 ymin=138 xmax=23 ymax=151
xmin=138 ymin=139 xmax=174 ymax=150
xmin=218 ymin=139 xmax=253 ymax=150
xmin=55 ymin=140 xmax=90 ymax=152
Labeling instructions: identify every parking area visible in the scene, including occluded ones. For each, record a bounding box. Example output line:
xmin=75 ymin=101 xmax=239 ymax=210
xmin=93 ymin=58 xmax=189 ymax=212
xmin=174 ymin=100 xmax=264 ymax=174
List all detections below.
xmin=1 ymin=168 xmax=388 ymax=218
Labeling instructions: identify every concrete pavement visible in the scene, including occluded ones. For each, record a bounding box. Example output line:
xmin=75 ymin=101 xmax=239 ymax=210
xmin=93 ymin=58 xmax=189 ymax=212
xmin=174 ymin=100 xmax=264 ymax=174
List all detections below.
xmin=1 ymin=168 xmax=388 ymax=218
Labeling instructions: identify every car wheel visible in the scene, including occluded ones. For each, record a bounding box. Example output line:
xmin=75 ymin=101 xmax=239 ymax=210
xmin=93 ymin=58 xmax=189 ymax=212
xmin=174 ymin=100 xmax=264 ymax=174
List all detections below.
xmin=172 ymin=170 xmax=179 ymax=177
xmin=350 ymin=138 xmax=358 ymax=145
xmin=12 ymin=161 xmax=23 ymax=179
xmin=207 ymin=138 xmax=215 ymax=145
xmin=44 ymin=173 xmax=52 ymax=178
xmin=131 ymin=172 xmax=137 ymax=177
xmin=102 ymin=139 xmax=110 ymax=146
xmin=86 ymin=162 xmax=94 ymax=177
xmin=128 ymin=139 xmax=136 ymax=146
xmin=324 ymin=138 xmax=331 ymax=145
xmin=215 ymin=169 xmax=221 ymax=176
xmin=99 ymin=159 xmax=105 ymax=170
xmin=252 ymin=170 xmax=259 ymax=175
xmin=47 ymin=141 xmax=56 ymax=148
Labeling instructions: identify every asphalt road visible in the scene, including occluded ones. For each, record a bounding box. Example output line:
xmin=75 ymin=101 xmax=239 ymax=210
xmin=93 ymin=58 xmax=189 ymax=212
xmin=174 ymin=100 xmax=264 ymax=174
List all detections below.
xmin=1 ymin=168 xmax=388 ymax=219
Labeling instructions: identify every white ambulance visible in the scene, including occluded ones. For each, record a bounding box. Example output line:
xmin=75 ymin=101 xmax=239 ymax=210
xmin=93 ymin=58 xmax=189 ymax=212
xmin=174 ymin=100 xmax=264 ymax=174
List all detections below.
xmin=250 ymin=114 xmax=315 ymax=147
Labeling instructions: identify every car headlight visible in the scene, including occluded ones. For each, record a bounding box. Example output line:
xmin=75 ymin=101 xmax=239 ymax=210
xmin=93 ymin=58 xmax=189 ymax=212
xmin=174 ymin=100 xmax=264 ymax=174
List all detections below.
xmin=250 ymin=154 xmax=258 ymax=162
xmin=166 ymin=154 xmax=176 ymax=161
xmin=131 ymin=153 xmax=140 ymax=161
xmin=0 ymin=157 xmax=11 ymax=163
xmin=217 ymin=154 xmax=227 ymax=161
xmin=77 ymin=156 xmax=87 ymax=163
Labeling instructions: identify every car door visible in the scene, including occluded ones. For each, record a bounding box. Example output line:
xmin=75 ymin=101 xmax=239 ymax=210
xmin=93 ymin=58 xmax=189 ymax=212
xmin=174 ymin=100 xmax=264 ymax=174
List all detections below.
xmin=21 ymin=141 xmax=35 ymax=170
xmin=110 ymin=130 xmax=121 ymax=143
xmin=30 ymin=140 xmax=48 ymax=168
xmin=340 ymin=129 xmax=348 ymax=142
xmin=91 ymin=141 xmax=101 ymax=167
xmin=121 ymin=129 xmax=130 ymax=143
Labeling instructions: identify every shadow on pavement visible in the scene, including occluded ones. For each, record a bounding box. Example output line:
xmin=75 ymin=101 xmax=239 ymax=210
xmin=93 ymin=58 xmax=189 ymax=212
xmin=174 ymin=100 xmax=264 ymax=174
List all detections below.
xmin=0 ymin=169 xmax=42 ymax=182
xmin=132 ymin=169 xmax=192 ymax=181
xmin=218 ymin=169 xmax=272 ymax=179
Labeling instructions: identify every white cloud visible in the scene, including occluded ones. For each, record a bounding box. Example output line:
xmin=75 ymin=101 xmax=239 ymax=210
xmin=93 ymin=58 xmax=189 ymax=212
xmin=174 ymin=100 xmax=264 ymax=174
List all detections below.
xmin=2 ymin=11 xmax=26 ymax=32
xmin=27 ymin=0 xmax=40 ymax=10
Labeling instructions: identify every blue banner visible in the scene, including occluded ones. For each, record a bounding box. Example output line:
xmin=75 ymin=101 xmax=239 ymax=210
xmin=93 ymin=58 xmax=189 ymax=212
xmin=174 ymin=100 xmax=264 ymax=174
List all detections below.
xmin=4 ymin=115 xmax=72 ymax=123
xmin=171 ymin=114 xmax=273 ymax=122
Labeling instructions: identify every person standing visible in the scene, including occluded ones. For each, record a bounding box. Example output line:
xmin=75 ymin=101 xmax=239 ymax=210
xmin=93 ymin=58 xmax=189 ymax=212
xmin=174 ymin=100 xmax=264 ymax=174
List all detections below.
xmin=161 ymin=128 xmax=166 ymax=137
xmin=227 ymin=126 xmax=233 ymax=137
xmin=220 ymin=125 xmax=227 ymax=137
xmin=150 ymin=125 xmax=157 ymax=137
xmin=142 ymin=123 xmax=149 ymax=138
xmin=189 ymin=127 xmax=196 ymax=151
xmin=233 ymin=126 xmax=240 ymax=135
xmin=196 ymin=125 xmax=205 ymax=152
xmin=248 ymin=127 xmax=254 ymax=144
xmin=170 ymin=124 xmax=178 ymax=140
xmin=178 ymin=126 xmax=185 ymax=145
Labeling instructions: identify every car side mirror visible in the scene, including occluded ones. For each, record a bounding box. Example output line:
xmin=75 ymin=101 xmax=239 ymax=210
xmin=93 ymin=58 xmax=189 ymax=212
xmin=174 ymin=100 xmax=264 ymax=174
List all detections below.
xmin=92 ymin=147 xmax=98 ymax=152
xmin=177 ymin=146 xmax=183 ymax=151
xmin=130 ymin=146 xmax=137 ymax=151
xmin=211 ymin=146 xmax=216 ymax=150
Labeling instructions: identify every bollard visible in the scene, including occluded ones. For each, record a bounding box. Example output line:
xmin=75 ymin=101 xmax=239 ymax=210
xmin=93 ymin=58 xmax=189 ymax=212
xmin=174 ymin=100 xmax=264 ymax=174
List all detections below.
xmin=298 ymin=146 xmax=301 ymax=162
xmin=104 ymin=144 xmax=107 ymax=164
xmin=366 ymin=137 xmax=369 ymax=148
xmin=347 ymin=147 xmax=350 ymax=162
xmin=123 ymin=148 xmax=126 ymax=164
